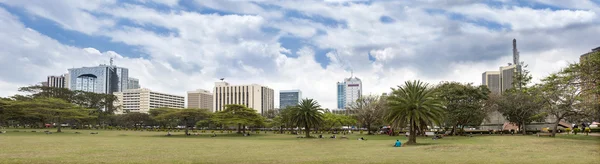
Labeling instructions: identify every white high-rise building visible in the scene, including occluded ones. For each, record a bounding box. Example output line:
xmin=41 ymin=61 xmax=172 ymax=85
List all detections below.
xmin=187 ymin=89 xmax=213 ymax=110
xmin=114 ymin=88 xmax=184 ymax=114
xmin=47 ymin=74 xmax=68 ymax=88
xmin=213 ymin=81 xmax=274 ymax=114
xmin=344 ymin=77 xmax=362 ymax=108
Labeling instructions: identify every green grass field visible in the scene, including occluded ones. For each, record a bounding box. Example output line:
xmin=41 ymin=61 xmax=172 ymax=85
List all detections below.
xmin=0 ymin=129 xmax=599 ymax=164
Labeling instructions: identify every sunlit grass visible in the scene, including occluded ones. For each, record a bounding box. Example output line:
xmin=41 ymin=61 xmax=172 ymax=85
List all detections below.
xmin=0 ymin=129 xmax=598 ymax=164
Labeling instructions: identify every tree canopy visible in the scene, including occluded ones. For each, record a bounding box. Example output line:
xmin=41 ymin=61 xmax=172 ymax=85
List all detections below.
xmin=435 ymin=82 xmax=490 ymax=135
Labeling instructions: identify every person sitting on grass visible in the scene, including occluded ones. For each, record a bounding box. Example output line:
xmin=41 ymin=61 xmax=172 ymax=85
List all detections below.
xmin=394 ymin=140 xmax=402 ymax=147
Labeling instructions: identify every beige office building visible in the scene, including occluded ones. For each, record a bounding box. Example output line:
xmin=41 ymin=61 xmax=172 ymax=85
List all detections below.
xmin=482 ymin=71 xmax=500 ymax=95
xmin=187 ymin=89 xmax=213 ymax=110
xmin=114 ymin=88 xmax=185 ymax=114
xmin=500 ymin=64 xmax=520 ymax=93
xmin=213 ymin=82 xmax=274 ymax=114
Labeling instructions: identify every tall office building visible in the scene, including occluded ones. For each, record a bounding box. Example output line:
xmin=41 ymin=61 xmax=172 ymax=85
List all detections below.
xmin=127 ymin=77 xmax=140 ymax=89
xmin=280 ymin=90 xmax=302 ymax=109
xmin=482 ymin=71 xmax=501 ymax=95
xmin=337 ymin=82 xmax=346 ymax=109
xmin=213 ymin=82 xmax=274 ymax=114
xmin=68 ymin=63 xmax=128 ymax=94
xmin=46 ymin=74 xmax=68 ymax=88
xmin=481 ymin=39 xmax=522 ymax=94
xmin=187 ymin=89 xmax=213 ymax=110
xmin=114 ymin=88 xmax=184 ymax=114
xmin=337 ymin=76 xmax=363 ymax=109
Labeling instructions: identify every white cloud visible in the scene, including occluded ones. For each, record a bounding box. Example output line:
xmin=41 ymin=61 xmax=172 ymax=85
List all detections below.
xmin=1 ymin=1 xmax=599 ymax=110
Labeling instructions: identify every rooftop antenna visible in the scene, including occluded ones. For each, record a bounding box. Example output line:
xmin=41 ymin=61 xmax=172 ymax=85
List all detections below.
xmin=350 ymin=69 xmax=353 ymax=78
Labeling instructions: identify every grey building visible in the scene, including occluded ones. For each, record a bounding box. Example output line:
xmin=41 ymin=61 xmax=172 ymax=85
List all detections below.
xmin=280 ymin=90 xmax=302 ymax=109
xmin=127 ymin=77 xmax=140 ymax=89
xmin=68 ymin=64 xmax=128 ymax=94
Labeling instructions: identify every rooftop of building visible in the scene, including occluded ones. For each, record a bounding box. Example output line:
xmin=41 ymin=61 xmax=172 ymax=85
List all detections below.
xmin=280 ymin=89 xmax=301 ymax=93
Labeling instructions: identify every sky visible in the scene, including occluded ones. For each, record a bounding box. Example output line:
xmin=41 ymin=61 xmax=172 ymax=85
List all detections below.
xmin=0 ymin=0 xmax=599 ymax=109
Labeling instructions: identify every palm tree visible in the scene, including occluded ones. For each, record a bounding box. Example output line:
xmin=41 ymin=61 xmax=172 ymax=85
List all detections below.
xmin=290 ymin=99 xmax=324 ymax=138
xmin=385 ymin=80 xmax=445 ymax=145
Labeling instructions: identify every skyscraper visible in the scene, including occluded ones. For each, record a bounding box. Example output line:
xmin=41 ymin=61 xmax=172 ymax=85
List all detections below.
xmin=280 ymin=90 xmax=302 ymax=109
xmin=127 ymin=77 xmax=140 ymax=89
xmin=213 ymin=81 xmax=274 ymax=114
xmin=337 ymin=75 xmax=362 ymax=109
xmin=68 ymin=64 xmax=128 ymax=94
xmin=187 ymin=89 xmax=213 ymax=110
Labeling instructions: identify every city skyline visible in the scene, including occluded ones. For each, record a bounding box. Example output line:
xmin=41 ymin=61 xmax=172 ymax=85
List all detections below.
xmin=1 ymin=1 xmax=599 ymax=109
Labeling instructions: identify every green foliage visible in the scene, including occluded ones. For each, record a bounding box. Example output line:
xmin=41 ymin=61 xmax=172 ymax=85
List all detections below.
xmin=115 ymin=112 xmax=153 ymax=128
xmin=435 ymin=82 xmax=490 ymax=135
xmin=212 ymin=105 xmax=264 ymax=133
xmin=565 ymin=128 xmax=572 ymax=134
xmin=385 ymin=80 xmax=445 ymax=144
xmin=289 ymin=99 xmax=324 ymax=138
xmin=155 ymin=108 xmax=211 ymax=135
xmin=322 ymin=112 xmax=357 ymax=131
xmin=3 ymin=97 xmax=91 ymax=132
xmin=573 ymin=128 xmax=581 ymax=135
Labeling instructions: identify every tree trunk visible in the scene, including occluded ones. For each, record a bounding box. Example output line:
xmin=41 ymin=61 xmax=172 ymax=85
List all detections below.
xmin=367 ymin=123 xmax=372 ymax=135
xmin=304 ymin=124 xmax=310 ymax=138
xmin=450 ymin=124 xmax=457 ymax=136
xmin=56 ymin=117 xmax=62 ymax=133
xmin=237 ymin=123 xmax=241 ymax=134
xmin=242 ymin=124 xmax=246 ymax=133
xmin=522 ymin=121 xmax=527 ymax=135
xmin=407 ymin=117 xmax=417 ymax=145
xmin=551 ymin=118 xmax=560 ymax=137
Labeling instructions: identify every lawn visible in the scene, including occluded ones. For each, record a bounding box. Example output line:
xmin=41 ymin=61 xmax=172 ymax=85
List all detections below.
xmin=0 ymin=129 xmax=599 ymax=164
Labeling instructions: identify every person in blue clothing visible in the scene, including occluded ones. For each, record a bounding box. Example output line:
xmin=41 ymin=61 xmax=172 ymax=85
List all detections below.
xmin=394 ymin=140 xmax=402 ymax=147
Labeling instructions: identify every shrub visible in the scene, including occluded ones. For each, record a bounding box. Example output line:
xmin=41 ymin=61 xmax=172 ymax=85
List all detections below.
xmin=360 ymin=130 xmax=363 ymax=134
xmin=584 ymin=128 xmax=591 ymax=135
xmin=573 ymin=128 xmax=581 ymax=135
xmin=590 ymin=128 xmax=600 ymax=133
xmin=565 ymin=128 xmax=572 ymax=134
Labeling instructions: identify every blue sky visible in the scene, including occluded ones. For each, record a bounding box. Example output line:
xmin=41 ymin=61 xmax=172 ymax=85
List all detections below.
xmin=0 ymin=0 xmax=599 ymax=109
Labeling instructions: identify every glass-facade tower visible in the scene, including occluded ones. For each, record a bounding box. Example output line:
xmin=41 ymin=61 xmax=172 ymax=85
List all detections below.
xmin=68 ymin=65 xmax=129 ymax=94
xmin=280 ymin=90 xmax=302 ymax=109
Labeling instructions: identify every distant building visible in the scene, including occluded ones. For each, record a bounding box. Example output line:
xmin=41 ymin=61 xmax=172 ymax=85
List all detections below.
xmin=337 ymin=82 xmax=346 ymax=109
xmin=213 ymin=81 xmax=274 ymax=114
xmin=279 ymin=90 xmax=302 ymax=109
xmin=114 ymin=88 xmax=184 ymax=114
xmin=127 ymin=77 xmax=140 ymax=89
xmin=482 ymin=71 xmax=500 ymax=95
xmin=46 ymin=74 xmax=69 ymax=88
xmin=68 ymin=64 xmax=128 ymax=94
xmin=187 ymin=89 xmax=213 ymax=110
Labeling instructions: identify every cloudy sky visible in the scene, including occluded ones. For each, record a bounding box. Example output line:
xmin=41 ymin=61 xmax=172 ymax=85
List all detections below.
xmin=0 ymin=0 xmax=599 ymax=109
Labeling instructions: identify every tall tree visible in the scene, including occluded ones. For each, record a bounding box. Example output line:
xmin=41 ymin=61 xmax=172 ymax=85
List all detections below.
xmin=212 ymin=105 xmax=263 ymax=134
xmin=348 ymin=95 xmax=385 ymax=135
xmin=289 ymin=99 xmax=324 ymax=138
xmin=385 ymin=80 xmax=445 ymax=145
xmin=149 ymin=107 xmax=178 ymax=129
xmin=115 ymin=112 xmax=153 ymax=129
xmin=435 ymin=82 xmax=490 ymax=135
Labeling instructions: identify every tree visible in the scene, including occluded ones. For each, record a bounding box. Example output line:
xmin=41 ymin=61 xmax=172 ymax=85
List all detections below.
xmin=155 ymin=108 xmax=211 ymax=135
xmin=212 ymin=105 xmax=263 ymax=134
xmin=568 ymin=51 xmax=600 ymax=121
xmin=348 ymin=95 xmax=385 ymax=135
xmin=149 ymin=107 xmax=178 ymax=129
xmin=497 ymin=65 xmax=545 ymax=135
xmin=289 ymin=99 xmax=324 ymax=138
xmin=115 ymin=112 xmax=153 ymax=129
xmin=435 ymin=82 xmax=490 ymax=135
xmin=384 ymin=80 xmax=445 ymax=145
xmin=6 ymin=98 xmax=90 ymax=132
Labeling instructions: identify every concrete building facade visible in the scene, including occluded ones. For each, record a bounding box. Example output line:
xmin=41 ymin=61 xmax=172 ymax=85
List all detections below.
xmin=482 ymin=71 xmax=501 ymax=95
xmin=337 ymin=76 xmax=363 ymax=110
xmin=213 ymin=82 xmax=274 ymax=114
xmin=68 ymin=64 xmax=128 ymax=94
xmin=114 ymin=88 xmax=184 ymax=114
xmin=279 ymin=90 xmax=302 ymax=109
xmin=47 ymin=73 xmax=69 ymax=88
xmin=187 ymin=89 xmax=213 ymax=110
